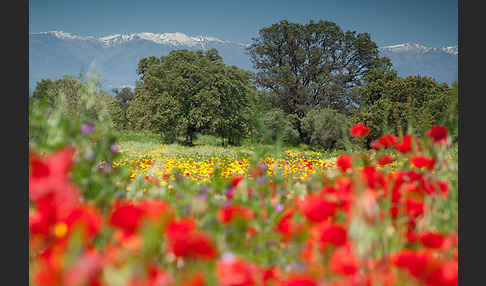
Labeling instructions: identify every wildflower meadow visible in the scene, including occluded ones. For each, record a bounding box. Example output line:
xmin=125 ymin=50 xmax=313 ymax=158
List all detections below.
xmin=29 ymin=92 xmax=458 ymax=285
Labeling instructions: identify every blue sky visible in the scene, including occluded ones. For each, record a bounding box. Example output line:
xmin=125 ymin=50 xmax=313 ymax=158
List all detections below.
xmin=30 ymin=0 xmax=457 ymax=47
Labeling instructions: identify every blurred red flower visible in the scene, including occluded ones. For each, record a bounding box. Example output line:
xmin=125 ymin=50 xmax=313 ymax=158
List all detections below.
xmin=329 ymin=246 xmax=359 ymax=276
xmin=426 ymin=259 xmax=458 ymax=286
xmin=318 ymin=223 xmax=348 ymax=247
xmin=426 ymin=126 xmax=448 ymax=144
xmin=337 ymin=154 xmax=353 ymax=173
xmin=218 ymin=205 xmax=254 ymax=224
xmin=411 ymin=156 xmax=436 ymax=171
xmin=216 ymin=257 xmax=263 ymax=286
xmin=377 ymin=154 xmax=395 ymax=166
xmin=300 ymin=194 xmax=337 ymax=223
xmin=350 ymin=123 xmax=370 ymax=138
xmin=419 ymin=231 xmax=446 ymax=249
xmin=231 ymin=176 xmax=244 ymax=187
xmin=166 ymin=218 xmax=217 ymax=260
xmin=406 ymin=199 xmax=424 ymax=219
xmin=278 ymin=274 xmax=317 ymax=286
xmin=63 ymin=204 xmax=102 ymax=241
xmin=395 ymin=135 xmax=413 ymax=154
xmin=109 ymin=201 xmax=145 ymax=237
xmin=29 ymin=147 xmax=76 ymax=200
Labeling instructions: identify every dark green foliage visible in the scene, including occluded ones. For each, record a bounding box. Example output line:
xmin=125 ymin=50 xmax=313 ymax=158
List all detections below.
xmin=247 ymin=19 xmax=391 ymax=125
xmin=301 ymin=108 xmax=351 ymax=150
xmin=127 ymin=49 xmax=253 ymax=146
xmin=355 ymin=71 xmax=452 ymax=144
xmin=30 ymin=75 xmax=110 ymax=122
xmin=258 ymin=108 xmax=300 ymax=146
xmin=441 ymin=81 xmax=458 ymax=143
xmin=110 ymin=87 xmax=135 ymax=129
xmin=32 ymin=79 xmax=55 ymax=105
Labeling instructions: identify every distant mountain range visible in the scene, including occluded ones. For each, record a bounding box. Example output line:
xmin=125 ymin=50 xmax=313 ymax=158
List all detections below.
xmin=29 ymin=31 xmax=458 ymax=91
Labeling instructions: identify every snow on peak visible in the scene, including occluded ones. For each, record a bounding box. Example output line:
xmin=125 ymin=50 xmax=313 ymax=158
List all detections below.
xmin=33 ymin=30 xmax=240 ymax=47
xmin=99 ymin=34 xmax=136 ymax=46
xmin=441 ymin=46 xmax=458 ymax=55
xmin=380 ymin=43 xmax=458 ymax=55
xmin=99 ymin=32 xmax=230 ymax=47
xmin=36 ymin=31 xmax=96 ymax=41
xmin=381 ymin=43 xmax=432 ymax=53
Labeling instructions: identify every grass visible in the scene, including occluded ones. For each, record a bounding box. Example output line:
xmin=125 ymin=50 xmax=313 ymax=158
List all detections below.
xmin=113 ymin=130 xmax=345 ymax=161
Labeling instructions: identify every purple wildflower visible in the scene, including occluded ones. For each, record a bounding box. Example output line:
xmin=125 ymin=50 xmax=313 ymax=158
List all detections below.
xmin=81 ymin=123 xmax=94 ymax=134
xmin=274 ymin=204 xmax=284 ymax=212
xmin=110 ymin=145 xmax=120 ymax=153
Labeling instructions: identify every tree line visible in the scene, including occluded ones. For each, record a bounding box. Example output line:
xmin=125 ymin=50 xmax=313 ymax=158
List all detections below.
xmin=31 ymin=19 xmax=458 ymax=149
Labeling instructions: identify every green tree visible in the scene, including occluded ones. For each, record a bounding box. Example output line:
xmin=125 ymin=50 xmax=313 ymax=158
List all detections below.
xmin=129 ymin=49 xmax=253 ymax=146
xmin=247 ymin=19 xmax=391 ymax=139
xmin=355 ymin=74 xmax=452 ymax=144
xmin=441 ymin=81 xmax=458 ymax=143
xmin=111 ymin=87 xmax=135 ymax=129
xmin=32 ymin=79 xmax=55 ymax=105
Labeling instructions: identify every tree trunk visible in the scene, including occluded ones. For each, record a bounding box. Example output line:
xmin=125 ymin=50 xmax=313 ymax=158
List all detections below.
xmin=185 ymin=128 xmax=194 ymax=146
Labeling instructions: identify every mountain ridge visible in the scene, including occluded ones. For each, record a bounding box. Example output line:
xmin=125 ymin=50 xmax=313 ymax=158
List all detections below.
xmin=29 ymin=31 xmax=458 ymax=91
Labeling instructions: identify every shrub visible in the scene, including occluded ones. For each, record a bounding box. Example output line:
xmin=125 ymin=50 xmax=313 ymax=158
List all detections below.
xmin=259 ymin=108 xmax=300 ymax=146
xmin=301 ymin=108 xmax=351 ymax=150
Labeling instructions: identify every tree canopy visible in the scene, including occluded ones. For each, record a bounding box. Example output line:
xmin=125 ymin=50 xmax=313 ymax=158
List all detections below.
xmin=355 ymin=71 xmax=452 ymax=144
xmin=247 ymin=19 xmax=391 ymax=122
xmin=127 ymin=49 xmax=253 ymax=145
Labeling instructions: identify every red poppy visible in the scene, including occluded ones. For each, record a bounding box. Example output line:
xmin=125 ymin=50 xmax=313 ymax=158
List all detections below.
xmin=361 ymin=165 xmax=387 ymax=191
xmin=436 ymin=180 xmax=450 ymax=197
xmin=426 ymin=125 xmax=448 ymax=144
xmin=381 ymin=134 xmax=397 ymax=146
xmin=419 ymin=231 xmax=446 ymax=249
xmin=166 ymin=218 xmax=196 ymax=239
xmin=406 ymin=199 xmax=424 ymax=219
xmin=263 ymin=267 xmax=281 ymax=285
xmin=167 ymin=230 xmax=217 ymax=260
xmin=407 ymin=227 xmax=418 ymax=243
xmin=63 ymin=204 xmax=103 ymax=240
xmin=411 ymin=156 xmax=436 ymax=171
xmin=337 ymin=154 xmax=353 ymax=173
xmin=217 ymin=205 xmax=253 ymax=224
xmin=300 ymin=194 xmax=337 ymax=223
xmin=318 ymin=223 xmax=347 ymax=247
xmin=216 ymin=257 xmax=263 ymax=286
xmin=426 ymin=259 xmax=458 ymax=286
xmin=329 ymin=246 xmax=359 ymax=276
xmin=370 ymin=139 xmax=383 ymax=150
xmin=395 ymin=135 xmax=413 ymax=154
xmin=391 ymin=250 xmax=440 ymax=280
xmin=34 ymin=183 xmax=81 ymax=226
xmin=29 ymin=209 xmax=50 ymax=237
xmin=29 ymin=147 xmax=76 ymax=200
xmin=231 ymin=176 xmax=244 ymax=187
xmin=377 ymin=154 xmax=395 ymax=166
xmin=276 ymin=209 xmax=295 ymax=238
xmin=278 ymin=274 xmax=317 ymax=286
xmin=109 ymin=201 xmax=145 ymax=237
xmin=138 ymin=199 xmax=171 ymax=221
xmin=350 ymin=123 xmax=370 ymax=138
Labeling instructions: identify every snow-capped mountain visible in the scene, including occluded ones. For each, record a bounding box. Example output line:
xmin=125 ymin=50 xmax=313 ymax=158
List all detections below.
xmin=380 ymin=43 xmax=458 ymax=56
xmin=29 ymin=31 xmax=250 ymax=90
xmin=379 ymin=43 xmax=458 ymax=84
xmin=29 ymin=31 xmax=458 ymax=91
